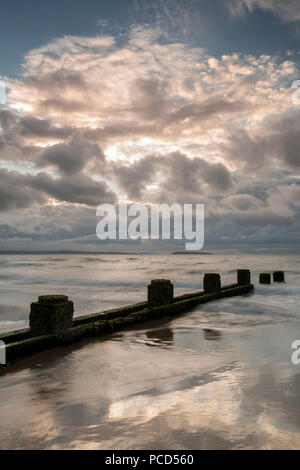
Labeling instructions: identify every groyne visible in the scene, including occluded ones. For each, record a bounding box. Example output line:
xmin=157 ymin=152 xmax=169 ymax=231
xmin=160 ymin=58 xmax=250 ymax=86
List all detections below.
xmin=0 ymin=269 xmax=257 ymax=365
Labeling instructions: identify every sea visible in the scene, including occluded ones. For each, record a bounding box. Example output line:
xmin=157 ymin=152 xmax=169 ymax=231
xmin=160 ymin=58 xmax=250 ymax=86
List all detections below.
xmin=0 ymin=252 xmax=299 ymax=449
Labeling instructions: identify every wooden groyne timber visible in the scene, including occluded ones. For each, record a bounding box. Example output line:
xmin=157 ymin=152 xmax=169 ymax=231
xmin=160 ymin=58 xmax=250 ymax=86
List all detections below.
xmin=0 ymin=270 xmax=255 ymax=365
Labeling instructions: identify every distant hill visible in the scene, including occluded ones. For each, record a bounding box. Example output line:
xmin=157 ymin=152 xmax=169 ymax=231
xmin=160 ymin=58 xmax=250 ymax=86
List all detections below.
xmin=171 ymin=251 xmax=212 ymax=255
xmin=0 ymin=250 xmax=213 ymax=255
xmin=0 ymin=250 xmax=149 ymax=255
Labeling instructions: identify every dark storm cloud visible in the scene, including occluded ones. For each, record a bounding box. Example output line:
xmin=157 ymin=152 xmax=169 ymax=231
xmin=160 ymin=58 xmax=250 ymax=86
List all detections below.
xmin=40 ymin=133 xmax=105 ymax=175
xmin=130 ymin=77 xmax=172 ymax=120
xmin=19 ymin=116 xmax=73 ymax=138
xmin=1 ymin=109 xmax=75 ymax=143
xmin=0 ymin=113 xmax=108 ymax=176
xmin=0 ymin=168 xmax=115 ymax=211
xmin=221 ymin=129 xmax=263 ymax=169
xmin=29 ymin=172 xmax=115 ymax=206
xmin=223 ymin=111 xmax=300 ymax=170
xmin=270 ymin=113 xmax=300 ymax=169
xmin=113 ymin=151 xmax=233 ymax=201
xmin=202 ymin=162 xmax=233 ymax=192
xmin=0 ymin=169 xmax=46 ymax=211
xmin=112 ymin=154 xmax=157 ymax=200
xmin=0 ymin=109 xmax=17 ymax=133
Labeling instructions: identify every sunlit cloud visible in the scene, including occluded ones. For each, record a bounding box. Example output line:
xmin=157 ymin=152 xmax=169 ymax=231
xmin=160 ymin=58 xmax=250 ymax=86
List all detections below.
xmin=0 ymin=22 xmax=300 ymax=250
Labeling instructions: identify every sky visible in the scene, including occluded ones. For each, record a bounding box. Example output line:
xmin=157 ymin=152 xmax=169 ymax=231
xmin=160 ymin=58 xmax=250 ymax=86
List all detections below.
xmin=0 ymin=0 xmax=300 ymax=253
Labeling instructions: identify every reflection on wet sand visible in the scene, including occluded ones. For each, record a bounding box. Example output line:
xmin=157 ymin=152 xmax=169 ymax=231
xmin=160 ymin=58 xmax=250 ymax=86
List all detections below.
xmin=0 ymin=304 xmax=300 ymax=449
xmin=0 ymin=253 xmax=300 ymax=449
xmin=146 ymin=327 xmax=174 ymax=346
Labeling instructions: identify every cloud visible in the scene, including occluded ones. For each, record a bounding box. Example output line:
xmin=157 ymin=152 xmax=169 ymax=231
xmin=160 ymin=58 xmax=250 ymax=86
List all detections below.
xmin=224 ymin=194 xmax=263 ymax=211
xmin=222 ymin=111 xmax=300 ymax=170
xmin=0 ymin=168 xmax=115 ymax=211
xmin=29 ymin=172 xmax=115 ymax=207
xmin=168 ymin=96 xmax=250 ymax=125
xmin=40 ymin=133 xmax=105 ymax=175
xmin=0 ymin=169 xmax=45 ymax=211
xmin=112 ymin=152 xmax=233 ymax=202
xmin=0 ymin=25 xmax=299 ymax=250
xmin=19 ymin=115 xmax=72 ymax=139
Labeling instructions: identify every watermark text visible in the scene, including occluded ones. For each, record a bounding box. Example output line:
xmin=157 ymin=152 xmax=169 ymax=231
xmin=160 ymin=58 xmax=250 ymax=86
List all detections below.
xmin=96 ymin=202 xmax=204 ymax=251
xmin=291 ymin=340 xmax=300 ymax=365
xmin=0 ymin=340 xmax=6 ymax=365
xmin=0 ymin=80 xmax=6 ymax=105
xmin=292 ymin=80 xmax=300 ymax=105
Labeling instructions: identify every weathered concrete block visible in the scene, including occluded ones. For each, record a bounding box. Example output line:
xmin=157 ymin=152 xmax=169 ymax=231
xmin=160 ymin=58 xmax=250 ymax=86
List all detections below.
xmin=148 ymin=279 xmax=174 ymax=307
xmin=30 ymin=295 xmax=74 ymax=336
xmin=237 ymin=269 xmax=251 ymax=285
xmin=203 ymin=273 xmax=221 ymax=294
xmin=273 ymin=271 xmax=285 ymax=283
xmin=259 ymin=273 xmax=271 ymax=285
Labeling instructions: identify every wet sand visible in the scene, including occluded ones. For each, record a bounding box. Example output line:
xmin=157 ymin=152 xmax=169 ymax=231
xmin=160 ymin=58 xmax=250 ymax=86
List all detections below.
xmin=0 ymin=297 xmax=300 ymax=449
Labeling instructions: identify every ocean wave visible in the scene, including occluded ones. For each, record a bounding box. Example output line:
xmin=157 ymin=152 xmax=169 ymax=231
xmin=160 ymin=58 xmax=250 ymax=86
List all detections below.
xmin=186 ymin=270 xmax=203 ymax=275
xmin=196 ymin=297 xmax=299 ymax=321
xmin=80 ymin=257 xmax=119 ymax=263
xmin=256 ymin=286 xmax=300 ymax=296
xmin=9 ymin=262 xmax=45 ymax=267
xmin=0 ymin=320 xmax=26 ymax=326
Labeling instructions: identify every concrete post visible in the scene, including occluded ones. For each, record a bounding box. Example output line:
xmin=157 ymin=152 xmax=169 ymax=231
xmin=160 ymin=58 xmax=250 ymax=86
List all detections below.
xmin=259 ymin=273 xmax=271 ymax=285
xmin=30 ymin=295 xmax=74 ymax=336
xmin=148 ymin=279 xmax=174 ymax=307
xmin=203 ymin=273 xmax=221 ymax=294
xmin=273 ymin=271 xmax=285 ymax=283
xmin=237 ymin=269 xmax=251 ymax=285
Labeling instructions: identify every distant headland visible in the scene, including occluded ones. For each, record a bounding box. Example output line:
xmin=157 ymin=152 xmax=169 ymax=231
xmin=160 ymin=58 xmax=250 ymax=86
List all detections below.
xmin=0 ymin=250 xmax=213 ymax=255
xmin=0 ymin=250 xmax=148 ymax=255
